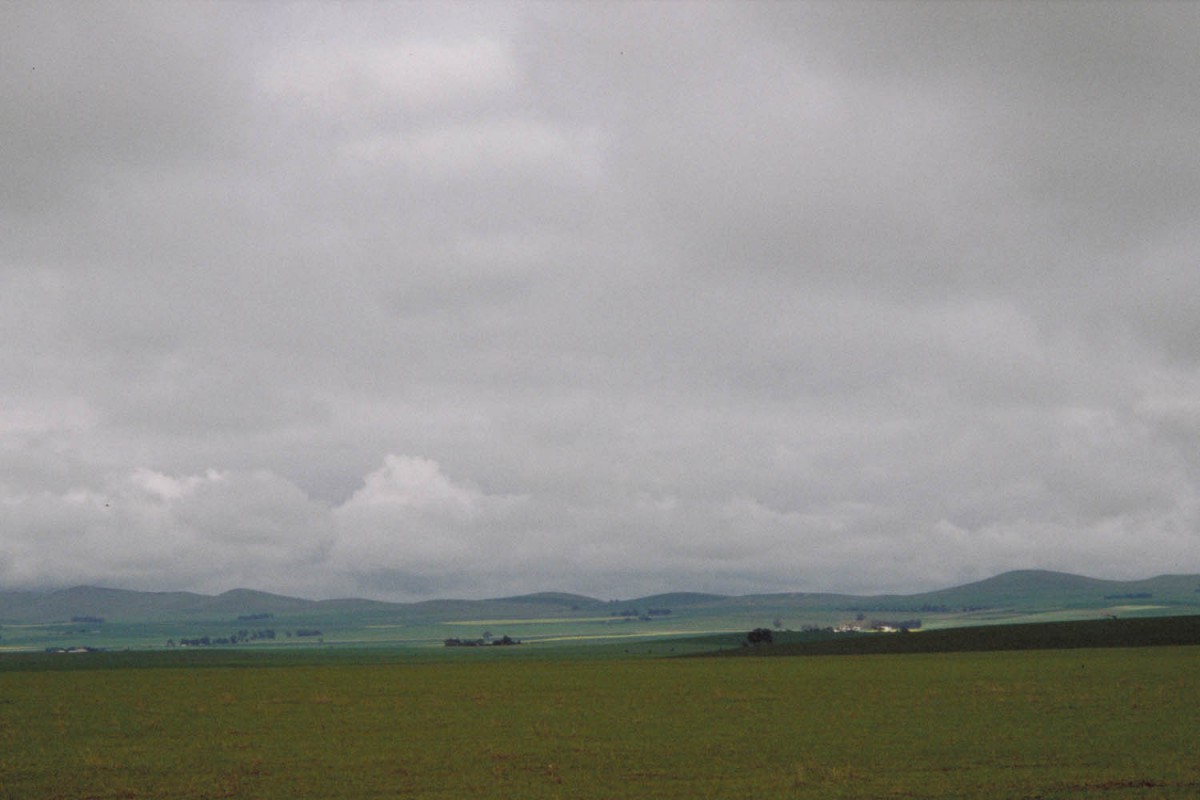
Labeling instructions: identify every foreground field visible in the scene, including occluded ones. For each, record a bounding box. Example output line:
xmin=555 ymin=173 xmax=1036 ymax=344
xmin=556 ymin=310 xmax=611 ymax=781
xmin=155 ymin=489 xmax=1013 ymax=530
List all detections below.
xmin=2 ymin=647 xmax=1198 ymax=799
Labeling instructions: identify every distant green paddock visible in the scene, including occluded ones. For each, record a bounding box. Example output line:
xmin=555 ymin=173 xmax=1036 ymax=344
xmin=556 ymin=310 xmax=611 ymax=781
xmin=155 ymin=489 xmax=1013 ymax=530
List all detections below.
xmin=0 ymin=612 xmax=766 ymax=652
xmin=2 ymin=646 xmax=1197 ymax=799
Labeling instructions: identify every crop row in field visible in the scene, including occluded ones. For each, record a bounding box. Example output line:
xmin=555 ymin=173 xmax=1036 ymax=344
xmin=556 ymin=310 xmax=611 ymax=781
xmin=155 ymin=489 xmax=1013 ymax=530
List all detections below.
xmin=2 ymin=645 xmax=1198 ymax=799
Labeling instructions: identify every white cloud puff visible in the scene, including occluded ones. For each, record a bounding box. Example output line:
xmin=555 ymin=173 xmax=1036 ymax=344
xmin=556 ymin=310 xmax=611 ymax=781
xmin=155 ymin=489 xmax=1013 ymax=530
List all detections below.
xmin=0 ymin=467 xmax=332 ymax=596
xmin=330 ymin=456 xmax=527 ymax=585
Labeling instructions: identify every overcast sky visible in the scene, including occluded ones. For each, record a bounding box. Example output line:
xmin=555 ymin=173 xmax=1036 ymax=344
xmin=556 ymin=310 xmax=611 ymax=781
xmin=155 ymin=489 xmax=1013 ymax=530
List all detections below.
xmin=3 ymin=1 xmax=1199 ymax=601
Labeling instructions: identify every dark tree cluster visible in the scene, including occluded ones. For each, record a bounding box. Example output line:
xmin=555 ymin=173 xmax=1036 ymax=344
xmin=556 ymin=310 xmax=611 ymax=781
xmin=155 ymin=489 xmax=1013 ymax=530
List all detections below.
xmin=745 ymin=628 xmax=774 ymax=645
xmin=45 ymin=646 xmax=104 ymax=653
xmin=176 ymin=636 xmax=211 ymax=647
xmin=171 ymin=629 xmax=277 ymax=647
xmin=610 ymin=608 xmax=671 ymax=621
xmin=444 ymin=635 xmax=520 ymax=647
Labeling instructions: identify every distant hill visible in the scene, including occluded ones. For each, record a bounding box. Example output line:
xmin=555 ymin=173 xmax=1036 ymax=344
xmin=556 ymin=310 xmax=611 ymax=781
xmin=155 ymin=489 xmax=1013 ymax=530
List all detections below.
xmin=630 ymin=592 xmax=729 ymax=608
xmin=2 ymin=570 xmax=1199 ymax=626
xmin=0 ymin=586 xmax=216 ymax=622
xmin=913 ymin=570 xmax=1200 ymax=609
xmin=0 ymin=585 xmax=608 ymax=625
xmin=494 ymin=592 xmax=603 ymax=607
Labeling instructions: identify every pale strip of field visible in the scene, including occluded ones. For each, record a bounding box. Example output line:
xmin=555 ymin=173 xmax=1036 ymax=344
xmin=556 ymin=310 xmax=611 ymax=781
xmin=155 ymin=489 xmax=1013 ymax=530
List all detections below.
xmin=442 ymin=617 xmax=621 ymax=626
xmin=317 ymin=637 xmax=440 ymax=646
xmin=530 ymin=629 xmax=743 ymax=643
xmin=1109 ymin=604 xmax=1167 ymax=612
xmin=315 ymin=628 xmax=744 ymax=646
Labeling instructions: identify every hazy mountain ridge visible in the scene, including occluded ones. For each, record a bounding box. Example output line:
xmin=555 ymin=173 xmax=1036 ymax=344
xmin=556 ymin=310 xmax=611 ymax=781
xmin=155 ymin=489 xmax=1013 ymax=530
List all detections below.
xmin=3 ymin=570 xmax=1199 ymax=625
xmin=920 ymin=569 xmax=1200 ymax=607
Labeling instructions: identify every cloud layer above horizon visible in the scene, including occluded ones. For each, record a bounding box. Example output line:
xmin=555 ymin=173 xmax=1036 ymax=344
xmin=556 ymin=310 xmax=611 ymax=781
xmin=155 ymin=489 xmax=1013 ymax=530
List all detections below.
xmin=3 ymin=2 xmax=1200 ymax=600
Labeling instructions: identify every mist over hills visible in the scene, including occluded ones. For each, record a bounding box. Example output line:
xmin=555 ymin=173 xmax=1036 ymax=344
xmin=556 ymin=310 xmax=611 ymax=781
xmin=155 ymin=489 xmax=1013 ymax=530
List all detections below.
xmin=3 ymin=570 xmax=1199 ymax=625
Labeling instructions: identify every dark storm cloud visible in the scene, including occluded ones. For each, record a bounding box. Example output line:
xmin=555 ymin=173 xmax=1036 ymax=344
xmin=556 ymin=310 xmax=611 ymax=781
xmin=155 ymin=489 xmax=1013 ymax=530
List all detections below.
xmin=2 ymin=1 xmax=1198 ymax=600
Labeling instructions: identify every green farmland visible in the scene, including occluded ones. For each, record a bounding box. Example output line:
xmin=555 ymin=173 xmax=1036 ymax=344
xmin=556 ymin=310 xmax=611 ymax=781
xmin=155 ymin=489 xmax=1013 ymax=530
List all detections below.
xmin=5 ymin=570 xmax=1200 ymax=654
xmin=2 ymin=645 xmax=1198 ymax=799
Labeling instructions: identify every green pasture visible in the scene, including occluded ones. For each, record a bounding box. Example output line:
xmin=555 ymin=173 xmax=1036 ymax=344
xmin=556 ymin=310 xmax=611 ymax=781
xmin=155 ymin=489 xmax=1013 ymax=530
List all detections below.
xmin=2 ymin=645 xmax=1198 ymax=799
xmin=0 ymin=612 xmax=776 ymax=653
xmin=0 ymin=608 xmax=758 ymax=652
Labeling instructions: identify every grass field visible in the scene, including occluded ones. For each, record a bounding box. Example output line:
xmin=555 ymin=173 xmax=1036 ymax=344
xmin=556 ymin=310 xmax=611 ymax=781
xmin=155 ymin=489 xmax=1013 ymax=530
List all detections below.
xmin=2 ymin=645 xmax=1198 ymax=799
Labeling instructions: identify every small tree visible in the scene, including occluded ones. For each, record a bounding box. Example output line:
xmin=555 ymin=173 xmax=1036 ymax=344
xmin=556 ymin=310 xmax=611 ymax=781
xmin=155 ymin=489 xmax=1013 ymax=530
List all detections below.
xmin=746 ymin=627 xmax=774 ymax=645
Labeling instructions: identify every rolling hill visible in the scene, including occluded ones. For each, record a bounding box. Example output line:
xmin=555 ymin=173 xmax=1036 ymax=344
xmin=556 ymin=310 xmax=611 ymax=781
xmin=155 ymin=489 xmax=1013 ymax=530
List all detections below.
xmin=3 ymin=569 xmax=1199 ymax=625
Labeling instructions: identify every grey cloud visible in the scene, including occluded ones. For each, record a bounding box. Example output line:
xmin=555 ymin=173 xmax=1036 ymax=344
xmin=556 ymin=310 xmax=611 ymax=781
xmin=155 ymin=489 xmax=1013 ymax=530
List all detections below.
xmin=2 ymin=2 xmax=1199 ymax=601
xmin=1 ymin=2 xmax=250 ymax=213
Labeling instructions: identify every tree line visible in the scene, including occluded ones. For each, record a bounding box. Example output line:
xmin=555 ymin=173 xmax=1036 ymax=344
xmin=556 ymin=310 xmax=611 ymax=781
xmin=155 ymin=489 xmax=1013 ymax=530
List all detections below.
xmin=444 ymin=635 xmax=520 ymax=647
xmin=170 ymin=629 xmax=276 ymax=647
